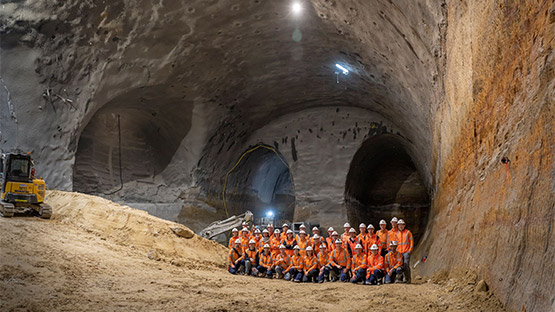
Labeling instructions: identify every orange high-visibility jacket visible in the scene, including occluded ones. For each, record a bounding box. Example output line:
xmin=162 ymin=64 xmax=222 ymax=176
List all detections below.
xmin=384 ymin=250 xmax=403 ymax=273
xmin=228 ymin=247 xmax=243 ymax=265
xmin=281 ymin=232 xmax=289 ymax=242
xmin=351 ymin=253 xmax=367 ymax=274
xmin=326 ymin=237 xmax=337 ymax=251
xmin=366 ymin=253 xmax=384 ymax=277
xmin=240 ymin=236 xmax=250 ymax=253
xmin=244 ymin=248 xmax=259 ymax=266
xmin=366 ymin=233 xmax=380 ymax=252
xmin=341 ymin=232 xmax=350 ymax=244
xmin=396 ymin=229 xmax=414 ymax=254
xmin=330 ymin=248 xmax=351 ymax=269
xmin=311 ymin=242 xmax=321 ymax=255
xmin=387 ymin=229 xmax=399 ymax=249
xmin=270 ymin=236 xmax=282 ymax=256
xmin=260 ymin=252 xmax=274 ymax=269
xmin=285 ymin=254 xmax=304 ymax=272
xmin=346 ymin=237 xmax=361 ymax=255
xmin=275 ymin=253 xmax=290 ymax=269
xmin=317 ymin=250 xmax=329 ymax=268
xmin=284 ymin=237 xmax=297 ymax=256
xmin=303 ymin=254 xmax=318 ymax=273
xmin=357 ymin=233 xmax=369 ymax=248
xmin=228 ymin=235 xmax=239 ymax=249
xmin=297 ymin=238 xmax=309 ymax=257
xmin=377 ymin=229 xmax=389 ymax=250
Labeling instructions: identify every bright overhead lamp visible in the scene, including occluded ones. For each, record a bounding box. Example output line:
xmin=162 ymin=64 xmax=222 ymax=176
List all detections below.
xmin=335 ymin=64 xmax=349 ymax=75
xmin=292 ymin=2 xmax=302 ymax=15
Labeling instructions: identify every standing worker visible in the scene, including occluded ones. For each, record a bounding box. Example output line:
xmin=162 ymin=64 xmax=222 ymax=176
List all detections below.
xmin=384 ymin=241 xmax=403 ymax=284
xmin=281 ymin=223 xmax=290 ymax=241
xmin=341 ymin=223 xmax=351 ymax=243
xmin=297 ymin=230 xmax=310 ymax=257
xmin=358 ymin=223 xmax=369 ymax=249
xmin=229 ymin=228 xmax=239 ymax=249
xmin=388 ymin=217 xmax=399 ymax=247
xmin=284 ymin=229 xmax=297 ymax=256
xmin=346 ymin=228 xmax=361 ymax=257
xmin=396 ymin=219 xmax=414 ymax=283
xmin=270 ymin=229 xmax=282 ymax=256
xmin=367 ymin=224 xmax=380 ymax=254
xmin=240 ymin=228 xmax=250 ymax=253
xmin=365 ymin=244 xmax=384 ymax=285
xmin=330 ymin=239 xmax=351 ymax=282
xmin=377 ymin=220 xmax=389 ymax=257
xmin=303 ymin=246 xmax=319 ymax=283
xmin=326 ymin=227 xmax=335 ymax=247
xmin=350 ymin=244 xmax=367 ymax=284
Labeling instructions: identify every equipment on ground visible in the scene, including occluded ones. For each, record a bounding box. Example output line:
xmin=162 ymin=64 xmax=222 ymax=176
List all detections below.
xmin=0 ymin=151 xmax=52 ymax=218
xmin=200 ymin=210 xmax=253 ymax=240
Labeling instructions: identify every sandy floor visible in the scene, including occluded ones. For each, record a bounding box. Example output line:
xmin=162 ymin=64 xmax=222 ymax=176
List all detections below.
xmin=0 ymin=191 xmax=505 ymax=312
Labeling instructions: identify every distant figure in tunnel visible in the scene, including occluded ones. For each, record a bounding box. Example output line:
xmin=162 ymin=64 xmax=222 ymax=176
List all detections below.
xmin=228 ymin=239 xmax=244 ymax=275
xmin=384 ymin=241 xmax=403 ymax=284
xmin=396 ymin=219 xmax=414 ymax=284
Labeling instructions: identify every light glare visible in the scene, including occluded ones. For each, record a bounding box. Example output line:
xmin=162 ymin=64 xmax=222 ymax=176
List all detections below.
xmin=336 ymin=64 xmax=349 ymax=75
xmin=292 ymin=2 xmax=302 ymax=14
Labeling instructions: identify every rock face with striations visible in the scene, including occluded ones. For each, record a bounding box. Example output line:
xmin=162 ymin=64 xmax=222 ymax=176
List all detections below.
xmin=0 ymin=1 xmax=553 ymax=311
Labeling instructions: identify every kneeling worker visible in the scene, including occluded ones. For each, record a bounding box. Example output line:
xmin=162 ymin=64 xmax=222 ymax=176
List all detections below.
xmin=350 ymin=244 xmax=367 ymax=284
xmin=244 ymin=239 xmax=260 ymax=276
xmin=257 ymin=244 xmax=274 ymax=278
xmin=303 ymin=246 xmax=319 ymax=283
xmin=384 ymin=241 xmax=403 ymax=284
xmin=317 ymin=243 xmax=330 ymax=283
xmin=228 ymin=238 xmax=244 ymax=274
xmin=274 ymin=245 xmax=290 ymax=279
xmin=284 ymin=245 xmax=304 ymax=282
xmin=365 ymin=244 xmax=384 ymax=285
xmin=330 ymin=239 xmax=351 ymax=282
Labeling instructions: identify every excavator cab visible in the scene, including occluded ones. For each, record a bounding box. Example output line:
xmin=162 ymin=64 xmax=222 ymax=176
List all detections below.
xmin=0 ymin=152 xmax=51 ymax=218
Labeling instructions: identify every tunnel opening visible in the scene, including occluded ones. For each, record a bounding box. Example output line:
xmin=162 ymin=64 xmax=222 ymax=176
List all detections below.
xmin=223 ymin=145 xmax=295 ymax=223
xmin=73 ymin=86 xmax=192 ymax=194
xmin=345 ymin=134 xmax=429 ymax=244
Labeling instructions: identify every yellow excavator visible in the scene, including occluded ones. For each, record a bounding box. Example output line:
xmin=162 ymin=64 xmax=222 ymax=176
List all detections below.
xmin=0 ymin=151 xmax=52 ymax=218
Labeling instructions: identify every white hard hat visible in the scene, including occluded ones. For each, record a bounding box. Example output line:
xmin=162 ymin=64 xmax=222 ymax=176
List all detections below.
xmin=312 ymin=227 xmax=319 ymax=231
xmin=249 ymin=239 xmax=256 ymax=244
xmin=320 ymin=244 xmax=327 ymax=249
xmin=327 ymin=227 xmax=334 ymax=232
xmin=232 ymin=228 xmax=238 ymax=232
xmin=370 ymin=244 xmax=379 ymax=250
xmin=267 ymin=224 xmax=274 ymax=227
xmin=241 ymin=228 xmax=249 ymax=232
xmin=331 ymin=231 xmax=339 ymax=236
xmin=349 ymin=228 xmax=356 ymax=233
xmin=390 ymin=241 xmax=398 ymax=246
xmin=286 ymin=229 xmax=293 ymax=234
xmin=306 ymin=246 xmax=313 ymax=251
xmin=391 ymin=217 xmax=398 ymax=222
xmin=282 ymin=223 xmax=289 ymax=227
xmin=398 ymin=219 xmax=406 ymax=224
xmin=254 ymin=229 xmax=261 ymax=234
xmin=368 ymin=224 xmax=374 ymax=229
xmin=274 ymin=229 xmax=281 ymax=234
xmin=335 ymin=239 xmax=342 ymax=244
xmin=379 ymin=220 xmax=387 ymax=225
xmin=263 ymin=244 xmax=270 ymax=248
xmin=359 ymin=223 xmax=366 ymax=228
xmin=262 ymin=229 xmax=269 ymax=233
xmin=293 ymin=245 xmax=300 ymax=250
xmin=279 ymin=244 xmax=286 ymax=249
xmin=299 ymin=224 xmax=306 ymax=228
xmin=299 ymin=230 xmax=306 ymax=234
xmin=235 ymin=239 xmax=241 ymax=244
xmin=242 ymin=221 xmax=248 ymax=225
xmin=355 ymin=244 xmax=363 ymax=249
xmin=344 ymin=223 xmax=351 ymax=228
xmin=313 ymin=234 xmax=320 ymax=239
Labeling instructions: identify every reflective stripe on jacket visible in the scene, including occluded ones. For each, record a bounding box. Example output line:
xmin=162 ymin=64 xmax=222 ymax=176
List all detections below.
xmin=286 ymin=254 xmax=304 ymax=272
xmin=260 ymin=252 xmax=274 ymax=269
xmin=317 ymin=251 xmax=329 ymax=268
xmin=385 ymin=250 xmax=403 ymax=272
xmin=396 ymin=229 xmax=414 ymax=254
xmin=330 ymin=248 xmax=351 ymax=269
xmin=303 ymin=254 xmax=318 ymax=273
xmin=274 ymin=253 xmax=290 ymax=268
xmin=351 ymin=253 xmax=367 ymax=274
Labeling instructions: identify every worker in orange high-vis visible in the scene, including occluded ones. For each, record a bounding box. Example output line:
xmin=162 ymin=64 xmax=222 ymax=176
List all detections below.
xmin=311 ymin=227 xmax=320 ymax=240
xmin=311 ymin=235 xmax=322 ymax=254
xmin=384 ymin=241 xmax=403 ymax=284
xmin=284 ymin=246 xmax=304 ymax=282
xmin=281 ymin=223 xmax=290 ymax=241
xmin=296 ymin=224 xmax=307 ymax=241
xmin=317 ymin=243 xmax=330 ymax=283
xmin=377 ymin=220 xmax=389 ymax=257
xmin=240 ymin=228 xmax=250 ymax=253
xmin=257 ymin=244 xmax=275 ymax=278
xmin=228 ymin=239 xmax=245 ymax=274
xmin=267 ymin=224 xmax=275 ymax=239
xmin=358 ymin=223 xmax=369 ymax=248
xmin=229 ymin=228 xmax=239 ymax=249
xmin=327 ymin=230 xmax=338 ymax=251
xmin=244 ymin=239 xmax=260 ymax=276
xmin=341 ymin=223 xmax=351 ymax=243
xmin=365 ymin=244 xmax=384 ymax=285
xmin=330 ymin=239 xmax=351 ymax=282
xmin=253 ymin=229 xmax=262 ymax=250
xmin=350 ymin=244 xmax=367 ymax=284
xmin=284 ymin=229 xmax=297 ymax=256
xmin=346 ymin=228 xmax=361 ymax=256
xmin=388 ymin=217 xmax=399 ymax=247
xmin=260 ymin=229 xmax=271 ymax=253
xmin=303 ymin=246 xmax=319 ymax=283
xmin=326 ymin=227 xmax=334 ymax=245
xmin=297 ymin=230 xmax=310 ymax=257
xmin=274 ymin=245 xmax=290 ymax=279
xmin=396 ymin=219 xmax=414 ymax=283
xmin=270 ymin=229 xmax=282 ymax=256
xmin=366 ymin=224 xmax=380 ymax=253
xmin=241 ymin=221 xmax=249 ymax=233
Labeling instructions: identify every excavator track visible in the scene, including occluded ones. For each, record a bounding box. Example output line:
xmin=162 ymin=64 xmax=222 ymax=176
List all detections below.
xmin=0 ymin=201 xmax=15 ymax=218
xmin=38 ymin=203 xmax=52 ymax=219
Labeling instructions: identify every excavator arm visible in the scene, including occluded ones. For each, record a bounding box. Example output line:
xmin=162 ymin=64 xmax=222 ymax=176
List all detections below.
xmin=199 ymin=211 xmax=254 ymax=240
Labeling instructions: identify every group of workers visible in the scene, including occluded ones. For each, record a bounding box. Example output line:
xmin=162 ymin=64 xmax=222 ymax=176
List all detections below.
xmin=227 ymin=217 xmax=414 ymax=285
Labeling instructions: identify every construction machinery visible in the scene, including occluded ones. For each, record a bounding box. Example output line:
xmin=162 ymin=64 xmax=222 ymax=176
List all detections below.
xmin=0 ymin=151 xmax=52 ymax=218
xmin=200 ymin=210 xmax=253 ymax=240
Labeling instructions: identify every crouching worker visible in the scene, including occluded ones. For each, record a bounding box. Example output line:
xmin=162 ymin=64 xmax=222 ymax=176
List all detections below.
xmin=274 ymin=245 xmax=290 ymax=279
xmin=228 ymin=239 xmax=244 ymax=274
xmin=244 ymin=239 xmax=260 ymax=276
xmin=284 ymin=246 xmax=304 ymax=282
xmin=365 ymin=244 xmax=384 ymax=285
xmin=384 ymin=241 xmax=403 ymax=284
xmin=317 ymin=244 xmax=330 ymax=283
xmin=257 ymin=244 xmax=274 ymax=278
xmin=330 ymin=239 xmax=351 ymax=282
xmin=303 ymin=246 xmax=319 ymax=283
xmin=350 ymin=244 xmax=367 ymax=284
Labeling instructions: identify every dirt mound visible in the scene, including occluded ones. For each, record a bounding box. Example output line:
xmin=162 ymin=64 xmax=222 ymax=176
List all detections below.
xmin=46 ymin=190 xmax=227 ymax=269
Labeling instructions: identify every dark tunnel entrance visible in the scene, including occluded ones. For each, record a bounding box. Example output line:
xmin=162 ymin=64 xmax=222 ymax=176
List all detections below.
xmin=223 ymin=146 xmax=295 ymax=223
xmin=345 ymin=134 xmax=429 ymax=244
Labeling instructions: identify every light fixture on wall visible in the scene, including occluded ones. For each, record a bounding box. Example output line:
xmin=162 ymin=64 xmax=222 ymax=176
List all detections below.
xmin=291 ymin=2 xmax=302 ymax=15
xmin=335 ymin=63 xmax=350 ymax=83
